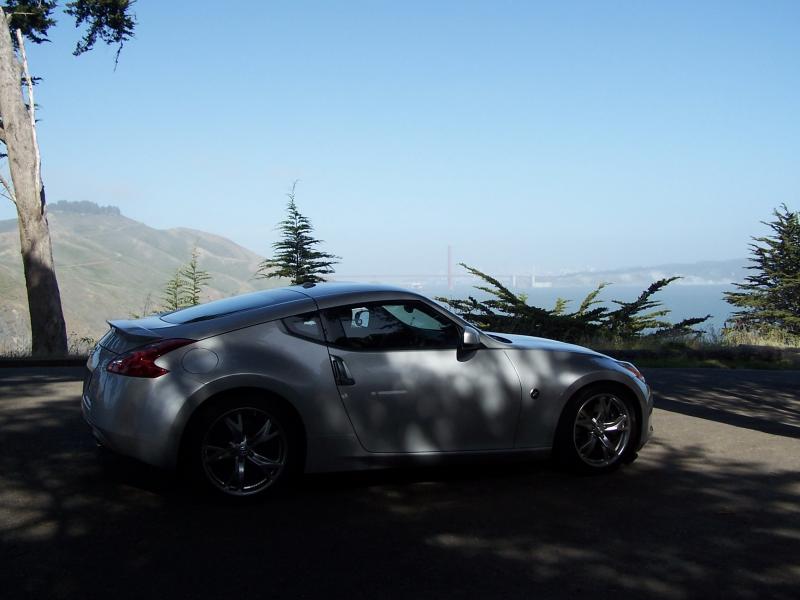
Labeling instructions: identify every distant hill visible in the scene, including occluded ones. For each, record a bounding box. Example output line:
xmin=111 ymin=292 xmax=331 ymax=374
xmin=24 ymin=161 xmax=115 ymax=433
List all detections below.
xmin=0 ymin=202 xmax=279 ymax=349
xmin=543 ymin=259 xmax=749 ymax=287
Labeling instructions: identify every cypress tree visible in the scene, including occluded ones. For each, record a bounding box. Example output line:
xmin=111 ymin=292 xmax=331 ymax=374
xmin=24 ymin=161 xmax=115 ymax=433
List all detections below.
xmin=725 ymin=204 xmax=800 ymax=334
xmin=257 ymin=183 xmax=340 ymax=285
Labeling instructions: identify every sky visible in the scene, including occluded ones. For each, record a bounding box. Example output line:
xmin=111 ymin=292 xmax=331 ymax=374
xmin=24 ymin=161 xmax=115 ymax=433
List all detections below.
xmin=1 ymin=0 xmax=798 ymax=277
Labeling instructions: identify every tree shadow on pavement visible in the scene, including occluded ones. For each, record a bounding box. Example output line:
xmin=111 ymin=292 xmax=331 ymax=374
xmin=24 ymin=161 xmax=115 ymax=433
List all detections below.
xmin=1 ymin=376 xmax=799 ymax=600
xmin=646 ymin=368 xmax=800 ymax=438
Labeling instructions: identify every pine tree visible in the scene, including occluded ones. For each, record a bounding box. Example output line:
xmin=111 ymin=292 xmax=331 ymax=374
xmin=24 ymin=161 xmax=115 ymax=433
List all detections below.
xmin=161 ymin=269 xmax=187 ymax=312
xmin=180 ymin=246 xmax=211 ymax=306
xmin=724 ymin=204 xmax=800 ymax=334
xmin=159 ymin=247 xmax=212 ymax=312
xmin=256 ymin=182 xmax=340 ymax=285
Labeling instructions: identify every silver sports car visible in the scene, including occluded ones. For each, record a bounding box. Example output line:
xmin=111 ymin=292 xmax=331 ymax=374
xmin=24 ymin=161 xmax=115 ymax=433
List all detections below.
xmin=82 ymin=282 xmax=652 ymax=498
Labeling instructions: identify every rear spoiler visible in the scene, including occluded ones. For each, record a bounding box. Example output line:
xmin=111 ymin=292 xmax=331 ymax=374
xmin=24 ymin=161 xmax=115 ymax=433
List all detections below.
xmin=107 ymin=319 xmax=164 ymax=341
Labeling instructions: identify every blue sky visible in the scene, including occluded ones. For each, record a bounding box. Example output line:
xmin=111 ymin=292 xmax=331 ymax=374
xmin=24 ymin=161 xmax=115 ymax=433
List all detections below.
xmin=2 ymin=0 xmax=798 ymax=276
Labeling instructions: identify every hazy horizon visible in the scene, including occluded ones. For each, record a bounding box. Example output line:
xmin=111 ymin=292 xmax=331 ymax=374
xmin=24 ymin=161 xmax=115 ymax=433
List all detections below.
xmin=0 ymin=2 xmax=797 ymax=276
xmin=2 ymin=202 xmax=749 ymax=281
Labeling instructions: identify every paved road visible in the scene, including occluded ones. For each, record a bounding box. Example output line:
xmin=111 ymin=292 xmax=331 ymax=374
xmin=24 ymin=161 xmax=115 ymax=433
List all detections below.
xmin=1 ymin=367 xmax=799 ymax=599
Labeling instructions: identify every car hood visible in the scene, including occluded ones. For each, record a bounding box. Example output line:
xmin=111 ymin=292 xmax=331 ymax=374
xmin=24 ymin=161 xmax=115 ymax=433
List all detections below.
xmin=486 ymin=332 xmax=607 ymax=357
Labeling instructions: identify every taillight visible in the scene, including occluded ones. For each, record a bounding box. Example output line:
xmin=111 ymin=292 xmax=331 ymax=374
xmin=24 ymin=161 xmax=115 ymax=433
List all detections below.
xmin=107 ymin=339 xmax=195 ymax=378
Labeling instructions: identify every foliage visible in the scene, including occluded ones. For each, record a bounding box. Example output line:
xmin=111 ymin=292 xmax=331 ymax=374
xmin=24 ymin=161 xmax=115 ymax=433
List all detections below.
xmin=4 ymin=1 xmax=57 ymax=44
xmin=180 ymin=246 xmax=211 ymax=306
xmin=256 ymin=182 xmax=340 ymax=285
xmin=552 ymin=297 xmax=569 ymax=316
xmin=67 ymin=332 xmax=95 ymax=355
xmin=6 ymin=0 xmax=135 ymax=55
xmin=160 ymin=247 xmax=211 ymax=312
xmin=724 ymin=204 xmax=800 ymax=335
xmin=65 ymin=0 xmax=136 ymax=57
xmin=160 ymin=269 xmax=186 ymax=313
xmin=719 ymin=323 xmax=800 ymax=349
xmin=437 ymin=263 xmax=710 ymax=343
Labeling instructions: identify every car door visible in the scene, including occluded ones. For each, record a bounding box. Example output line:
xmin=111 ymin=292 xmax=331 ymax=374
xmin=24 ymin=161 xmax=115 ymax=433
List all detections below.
xmin=321 ymin=300 xmax=522 ymax=453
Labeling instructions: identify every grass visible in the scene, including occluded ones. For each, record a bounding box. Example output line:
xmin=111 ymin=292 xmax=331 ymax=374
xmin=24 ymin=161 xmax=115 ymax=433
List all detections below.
xmin=591 ymin=329 xmax=800 ymax=369
xmin=0 ymin=332 xmax=97 ymax=362
xmin=604 ymin=350 xmax=800 ymax=370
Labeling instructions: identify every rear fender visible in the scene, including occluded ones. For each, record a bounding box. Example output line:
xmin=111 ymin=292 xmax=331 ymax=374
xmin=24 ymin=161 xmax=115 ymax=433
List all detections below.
xmin=165 ymin=372 xmax=354 ymax=469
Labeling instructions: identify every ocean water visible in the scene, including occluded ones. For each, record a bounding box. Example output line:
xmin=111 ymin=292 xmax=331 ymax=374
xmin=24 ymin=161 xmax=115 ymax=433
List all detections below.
xmin=422 ymin=283 xmax=736 ymax=334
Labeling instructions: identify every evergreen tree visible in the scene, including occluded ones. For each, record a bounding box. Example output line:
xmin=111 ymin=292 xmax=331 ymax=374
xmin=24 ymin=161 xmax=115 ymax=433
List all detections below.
xmin=160 ymin=247 xmax=212 ymax=312
xmin=180 ymin=246 xmax=211 ymax=306
xmin=257 ymin=182 xmax=340 ymax=285
xmin=724 ymin=204 xmax=800 ymax=334
xmin=161 ymin=269 xmax=187 ymax=312
xmin=437 ymin=263 xmax=709 ymax=343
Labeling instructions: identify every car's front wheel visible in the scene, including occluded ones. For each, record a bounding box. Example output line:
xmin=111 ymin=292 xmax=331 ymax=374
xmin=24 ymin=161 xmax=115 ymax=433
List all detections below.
xmin=187 ymin=397 xmax=298 ymax=499
xmin=555 ymin=386 xmax=637 ymax=473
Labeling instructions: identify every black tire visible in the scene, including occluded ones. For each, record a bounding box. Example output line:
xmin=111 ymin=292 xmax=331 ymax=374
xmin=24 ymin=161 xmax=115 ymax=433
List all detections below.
xmin=184 ymin=394 xmax=300 ymax=500
xmin=554 ymin=385 xmax=638 ymax=474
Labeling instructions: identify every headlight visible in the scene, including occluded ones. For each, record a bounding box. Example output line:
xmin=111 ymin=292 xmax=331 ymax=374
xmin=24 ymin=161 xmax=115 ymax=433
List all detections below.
xmin=617 ymin=360 xmax=646 ymax=383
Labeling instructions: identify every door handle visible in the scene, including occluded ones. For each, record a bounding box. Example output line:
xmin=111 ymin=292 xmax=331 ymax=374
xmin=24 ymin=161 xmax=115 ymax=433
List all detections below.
xmin=330 ymin=355 xmax=355 ymax=386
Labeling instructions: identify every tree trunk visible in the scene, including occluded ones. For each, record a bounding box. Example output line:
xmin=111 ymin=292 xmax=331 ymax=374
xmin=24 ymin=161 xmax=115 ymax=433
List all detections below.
xmin=0 ymin=9 xmax=67 ymax=356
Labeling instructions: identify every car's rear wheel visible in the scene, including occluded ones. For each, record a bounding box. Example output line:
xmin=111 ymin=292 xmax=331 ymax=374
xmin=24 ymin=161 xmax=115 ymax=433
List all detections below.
xmin=188 ymin=397 xmax=297 ymax=499
xmin=555 ymin=386 xmax=637 ymax=473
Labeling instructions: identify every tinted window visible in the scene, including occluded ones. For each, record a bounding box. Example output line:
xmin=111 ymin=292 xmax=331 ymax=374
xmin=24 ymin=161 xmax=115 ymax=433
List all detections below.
xmin=323 ymin=302 xmax=458 ymax=350
xmin=161 ymin=289 xmax=304 ymax=324
xmin=283 ymin=312 xmax=325 ymax=342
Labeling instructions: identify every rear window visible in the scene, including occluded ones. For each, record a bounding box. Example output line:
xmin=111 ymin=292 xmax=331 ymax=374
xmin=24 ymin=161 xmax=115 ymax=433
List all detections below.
xmin=161 ymin=289 xmax=304 ymax=324
xmin=282 ymin=312 xmax=325 ymax=342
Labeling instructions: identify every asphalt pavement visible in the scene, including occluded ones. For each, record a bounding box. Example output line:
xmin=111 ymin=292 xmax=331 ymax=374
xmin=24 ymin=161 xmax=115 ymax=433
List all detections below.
xmin=1 ymin=367 xmax=799 ymax=599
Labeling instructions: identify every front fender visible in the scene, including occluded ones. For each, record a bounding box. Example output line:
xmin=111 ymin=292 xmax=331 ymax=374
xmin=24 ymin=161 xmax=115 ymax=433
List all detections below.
xmin=558 ymin=366 xmax=649 ymax=414
xmin=509 ymin=350 xmax=650 ymax=449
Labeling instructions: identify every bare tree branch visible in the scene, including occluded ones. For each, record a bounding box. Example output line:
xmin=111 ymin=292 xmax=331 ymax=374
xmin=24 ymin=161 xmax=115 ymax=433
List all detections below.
xmin=0 ymin=171 xmax=16 ymax=205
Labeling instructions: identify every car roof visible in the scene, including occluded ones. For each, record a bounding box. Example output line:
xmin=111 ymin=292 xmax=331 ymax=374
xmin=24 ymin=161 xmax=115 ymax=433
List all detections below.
xmin=288 ymin=281 xmax=411 ymax=298
xmin=134 ymin=281 xmax=446 ymax=341
xmin=289 ymin=281 xmax=426 ymax=309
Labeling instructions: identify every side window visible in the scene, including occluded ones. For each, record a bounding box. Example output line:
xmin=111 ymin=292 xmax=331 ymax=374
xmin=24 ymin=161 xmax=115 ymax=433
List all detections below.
xmin=282 ymin=312 xmax=325 ymax=343
xmin=383 ymin=304 xmax=449 ymax=330
xmin=323 ymin=301 xmax=459 ymax=350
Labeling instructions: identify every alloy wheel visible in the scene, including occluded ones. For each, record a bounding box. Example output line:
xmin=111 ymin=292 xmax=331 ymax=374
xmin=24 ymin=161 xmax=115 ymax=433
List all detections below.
xmin=573 ymin=393 xmax=631 ymax=467
xmin=201 ymin=407 xmax=287 ymax=496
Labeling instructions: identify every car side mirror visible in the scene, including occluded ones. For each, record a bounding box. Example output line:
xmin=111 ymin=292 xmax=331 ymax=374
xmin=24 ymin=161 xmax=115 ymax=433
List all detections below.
xmin=461 ymin=326 xmax=482 ymax=350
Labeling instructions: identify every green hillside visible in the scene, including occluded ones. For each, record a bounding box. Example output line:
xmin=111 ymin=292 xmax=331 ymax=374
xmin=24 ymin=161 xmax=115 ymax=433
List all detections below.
xmin=0 ymin=202 xmax=281 ymax=351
